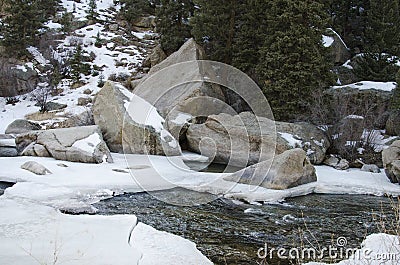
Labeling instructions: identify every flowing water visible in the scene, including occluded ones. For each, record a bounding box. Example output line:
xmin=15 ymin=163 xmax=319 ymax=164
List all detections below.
xmin=93 ymin=188 xmax=398 ymax=265
xmin=0 ymin=181 xmax=14 ymax=196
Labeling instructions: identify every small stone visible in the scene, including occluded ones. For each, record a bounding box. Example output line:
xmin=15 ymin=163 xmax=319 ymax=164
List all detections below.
xmin=21 ymin=161 xmax=52 ymax=175
xmin=361 ymin=164 xmax=381 ymax=173
xmin=83 ymin=89 xmax=92 ymax=95
xmin=335 ymin=159 xmax=350 ymax=170
xmin=112 ymin=168 xmax=129 ymax=173
xmin=57 ymin=163 xmax=68 ymax=168
xmin=77 ymin=97 xmax=92 ymax=106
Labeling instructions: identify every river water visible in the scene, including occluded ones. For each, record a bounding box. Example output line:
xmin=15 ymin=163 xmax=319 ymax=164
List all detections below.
xmin=93 ymin=188 xmax=398 ymax=264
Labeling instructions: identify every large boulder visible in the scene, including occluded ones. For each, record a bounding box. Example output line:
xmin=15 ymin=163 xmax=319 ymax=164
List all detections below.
xmin=92 ymin=81 xmax=181 ymax=155
xmin=133 ymin=38 xmax=226 ymax=118
xmin=382 ymin=140 xmax=400 ymax=184
xmin=142 ymin=44 xmax=167 ymax=68
xmin=275 ymin=121 xmax=330 ymax=164
xmin=5 ymin=119 xmax=41 ymax=134
xmin=15 ymin=125 xmax=113 ymax=164
xmin=133 ymin=16 xmax=156 ymax=28
xmin=324 ymin=28 xmax=351 ymax=65
xmin=186 ymin=112 xmax=329 ymax=167
xmin=0 ymin=57 xmax=39 ymax=97
xmin=0 ymin=134 xmax=17 ymax=157
xmin=225 ymin=149 xmax=317 ymax=190
xmin=186 ymin=112 xmax=276 ymax=168
xmin=323 ymin=85 xmax=392 ymax=128
xmin=386 ymin=110 xmax=400 ymax=136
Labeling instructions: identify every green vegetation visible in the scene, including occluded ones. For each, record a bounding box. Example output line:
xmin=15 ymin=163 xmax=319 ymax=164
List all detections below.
xmin=156 ymin=0 xmax=194 ymax=55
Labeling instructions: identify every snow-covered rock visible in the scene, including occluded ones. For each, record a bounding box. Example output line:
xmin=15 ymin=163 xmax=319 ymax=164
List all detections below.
xmin=276 ymin=121 xmax=330 ymax=164
xmin=16 ymin=125 xmax=113 ymax=164
xmin=187 ymin=112 xmax=329 ymax=167
xmin=324 ymin=28 xmax=351 ymax=65
xmin=93 ymin=81 xmax=181 ymax=156
xmin=225 ymin=148 xmax=316 ymax=190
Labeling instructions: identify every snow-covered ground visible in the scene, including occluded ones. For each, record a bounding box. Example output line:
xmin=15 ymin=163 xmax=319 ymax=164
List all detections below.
xmin=305 ymin=233 xmax=400 ymax=265
xmin=1 ymin=153 xmax=400 ymax=264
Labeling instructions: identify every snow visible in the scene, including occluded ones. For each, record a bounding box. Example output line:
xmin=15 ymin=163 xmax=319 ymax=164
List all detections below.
xmin=123 ymin=92 xmax=179 ymax=148
xmin=327 ymin=28 xmax=349 ymax=50
xmin=305 ymin=233 xmax=400 ymax=265
xmin=27 ymin=46 xmax=49 ymax=66
xmin=72 ymin=133 xmax=102 ymax=154
xmin=342 ymin=59 xmax=353 ymax=69
xmin=361 ymin=129 xmax=398 ymax=152
xmin=44 ymin=21 xmax=62 ymax=30
xmin=332 ymin=81 xmax=397 ymax=92
xmin=0 ymin=154 xmax=213 ymax=264
xmin=0 ymin=99 xmax=40 ymax=134
xmin=345 ymin=115 xmax=364 ymax=120
xmin=0 ymin=151 xmax=400 ymax=263
xmin=171 ymin=112 xmax=193 ymax=125
xmin=278 ymin=132 xmax=302 ymax=148
xmin=125 ymin=94 xmax=165 ymax=132
xmin=322 ymin=35 xmax=334 ymax=47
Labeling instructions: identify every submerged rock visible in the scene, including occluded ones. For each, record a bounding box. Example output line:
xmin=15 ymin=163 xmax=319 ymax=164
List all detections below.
xmin=225 ymin=149 xmax=317 ymax=190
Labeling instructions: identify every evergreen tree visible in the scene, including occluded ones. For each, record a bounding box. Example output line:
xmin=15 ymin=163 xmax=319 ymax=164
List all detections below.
xmin=364 ymin=0 xmax=400 ymax=55
xmin=156 ymin=0 xmax=194 ymax=54
xmin=0 ymin=0 xmax=45 ymax=56
xmin=117 ymin=0 xmax=155 ymax=25
xmin=256 ymin=0 xmax=334 ymax=121
xmin=87 ymin=0 xmax=97 ymax=21
xmin=70 ymin=44 xmax=84 ymax=82
xmin=353 ymin=0 xmax=400 ymax=82
xmin=323 ymin=0 xmax=368 ymax=53
xmin=231 ymin=0 xmax=269 ymax=80
xmin=60 ymin=11 xmax=73 ymax=33
xmin=191 ymin=0 xmax=238 ymax=64
xmin=353 ymin=53 xmax=399 ymax=81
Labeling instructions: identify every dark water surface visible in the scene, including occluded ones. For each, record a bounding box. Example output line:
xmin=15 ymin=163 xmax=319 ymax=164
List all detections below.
xmin=93 ymin=189 xmax=398 ymax=265
xmin=0 ymin=181 xmax=14 ymax=196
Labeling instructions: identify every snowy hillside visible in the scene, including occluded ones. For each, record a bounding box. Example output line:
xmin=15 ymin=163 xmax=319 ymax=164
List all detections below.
xmin=1 ymin=0 xmax=155 ymax=133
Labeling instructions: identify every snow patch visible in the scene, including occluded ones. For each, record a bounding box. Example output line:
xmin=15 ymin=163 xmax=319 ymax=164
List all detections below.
xmin=332 ymin=81 xmax=396 ymax=92
xmin=278 ymin=132 xmax=302 ymax=148
xmin=322 ymin=35 xmax=334 ymax=47
xmin=72 ymin=133 xmax=101 ymax=154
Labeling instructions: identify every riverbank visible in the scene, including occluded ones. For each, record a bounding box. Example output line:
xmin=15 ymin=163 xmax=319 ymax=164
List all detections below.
xmin=0 ymin=153 xmax=399 ymax=264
